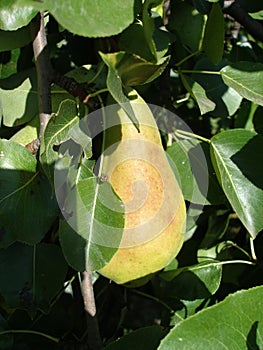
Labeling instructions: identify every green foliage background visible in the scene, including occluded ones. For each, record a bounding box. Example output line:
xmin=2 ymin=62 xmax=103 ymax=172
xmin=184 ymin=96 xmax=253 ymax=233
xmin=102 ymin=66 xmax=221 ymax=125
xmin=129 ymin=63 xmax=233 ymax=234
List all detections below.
xmin=0 ymin=0 xmax=263 ymax=349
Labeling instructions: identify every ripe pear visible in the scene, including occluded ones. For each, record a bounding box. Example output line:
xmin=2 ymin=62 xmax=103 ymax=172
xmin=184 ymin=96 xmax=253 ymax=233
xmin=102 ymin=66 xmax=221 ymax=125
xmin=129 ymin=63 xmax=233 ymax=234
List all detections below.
xmin=98 ymin=90 xmax=186 ymax=284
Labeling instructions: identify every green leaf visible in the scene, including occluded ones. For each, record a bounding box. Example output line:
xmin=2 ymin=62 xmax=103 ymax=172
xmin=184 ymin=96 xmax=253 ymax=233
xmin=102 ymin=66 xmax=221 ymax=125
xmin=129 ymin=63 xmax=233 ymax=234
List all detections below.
xmin=0 ymin=1 xmax=37 ymax=30
xmin=10 ymin=115 xmax=39 ymax=146
xmin=40 ymin=99 xmax=79 ymax=184
xmin=180 ymin=73 xmax=216 ymax=114
xmin=99 ymin=52 xmax=139 ymax=127
xmin=210 ymin=129 xmax=263 ymax=238
xmin=21 ymin=0 xmax=135 ymax=37
xmin=158 ymin=285 xmax=263 ymax=350
xmin=194 ymin=58 xmax=243 ymax=117
xmin=0 ymin=26 xmax=32 ymax=52
xmin=0 ymin=314 xmax=13 ymax=349
xmin=167 ymin=139 xmax=226 ymax=205
xmin=221 ymin=62 xmax=263 ymax=106
xmin=202 ymin=3 xmax=224 ymax=64
xmin=160 ymin=261 xmax=222 ymax=299
xmin=104 ymin=326 xmax=165 ymax=350
xmin=168 ymin=2 xmax=206 ymax=52
xmin=0 ymin=68 xmax=38 ymax=126
xmin=0 ymin=139 xmax=58 ymax=247
xmin=57 ymin=153 xmax=124 ymax=271
xmin=0 ymin=243 xmax=67 ymax=315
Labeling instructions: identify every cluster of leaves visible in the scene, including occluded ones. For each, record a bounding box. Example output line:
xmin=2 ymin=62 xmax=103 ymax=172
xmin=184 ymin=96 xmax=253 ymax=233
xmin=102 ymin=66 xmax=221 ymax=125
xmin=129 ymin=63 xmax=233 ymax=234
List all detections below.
xmin=0 ymin=0 xmax=263 ymax=349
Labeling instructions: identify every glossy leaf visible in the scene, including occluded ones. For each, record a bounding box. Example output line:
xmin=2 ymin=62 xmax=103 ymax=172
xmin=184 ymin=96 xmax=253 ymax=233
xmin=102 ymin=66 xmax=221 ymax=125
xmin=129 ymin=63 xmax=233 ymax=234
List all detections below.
xmin=104 ymin=326 xmax=164 ymax=350
xmin=193 ymin=58 xmax=243 ymax=117
xmin=0 ymin=243 xmax=67 ymax=314
xmin=20 ymin=0 xmax=134 ymax=37
xmin=158 ymin=286 xmax=263 ymax=350
xmin=221 ymin=62 xmax=263 ymax=106
xmin=10 ymin=115 xmax=39 ymax=146
xmin=0 ymin=68 xmax=38 ymax=126
xmin=100 ymin=52 xmax=139 ymax=127
xmin=202 ymin=3 xmax=224 ymax=64
xmin=40 ymin=99 xmax=79 ymax=184
xmin=57 ymin=150 xmax=124 ymax=271
xmin=0 ymin=1 xmax=36 ymax=30
xmin=167 ymin=139 xmax=226 ymax=205
xmin=210 ymin=129 xmax=263 ymax=238
xmin=0 ymin=139 xmax=58 ymax=247
xmin=160 ymin=261 xmax=222 ymax=300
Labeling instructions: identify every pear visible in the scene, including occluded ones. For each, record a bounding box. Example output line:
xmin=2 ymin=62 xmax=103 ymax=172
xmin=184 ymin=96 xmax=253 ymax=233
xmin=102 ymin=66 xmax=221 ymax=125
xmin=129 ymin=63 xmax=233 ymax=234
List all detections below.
xmin=98 ymin=90 xmax=186 ymax=284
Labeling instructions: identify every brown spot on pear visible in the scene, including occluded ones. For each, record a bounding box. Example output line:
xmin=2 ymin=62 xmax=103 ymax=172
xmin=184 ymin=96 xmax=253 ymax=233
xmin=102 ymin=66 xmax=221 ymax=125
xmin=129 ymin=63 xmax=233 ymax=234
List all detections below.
xmin=98 ymin=90 xmax=186 ymax=284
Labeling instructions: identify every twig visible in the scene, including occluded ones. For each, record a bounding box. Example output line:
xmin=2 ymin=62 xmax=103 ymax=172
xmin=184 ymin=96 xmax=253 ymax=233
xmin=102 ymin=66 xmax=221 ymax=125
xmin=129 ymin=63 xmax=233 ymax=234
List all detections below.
xmin=30 ymin=12 xmax=52 ymax=141
xmin=224 ymin=1 xmax=263 ymax=42
xmin=81 ymin=271 xmax=103 ymax=350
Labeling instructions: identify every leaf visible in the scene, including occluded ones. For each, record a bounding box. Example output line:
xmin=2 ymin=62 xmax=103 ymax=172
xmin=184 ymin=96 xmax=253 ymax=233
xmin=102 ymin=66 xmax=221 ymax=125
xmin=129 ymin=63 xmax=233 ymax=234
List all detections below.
xmin=180 ymin=73 xmax=216 ymax=114
xmin=160 ymin=261 xmax=222 ymax=300
xmin=104 ymin=326 xmax=165 ymax=350
xmin=40 ymin=99 xmax=79 ymax=184
xmin=56 ymin=138 xmax=124 ymax=271
xmin=99 ymin=52 xmax=139 ymax=127
xmin=168 ymin=2 xmax=206 ymax=52
xmin=0 ymin=68 xmax=38 ymax=126
xmin=210 ymin=129 xmax=263 ymax=238
xmin=0 ymin=1 xmax=37 ymax=30
xmin=0 ymin=139 xmax=58 ymax=247
xmin=167 ymin=139 xmax=226 ymax=205
xmin=21 ymin=0 xmax=134 ymax=37
xmin=10 ymin=115 xmax=39 ymax=146
xmin=0 ymin=26 xmax=32 ymax=52
xmin=202 ymin=3 xmax=224 ymax=64
xmin=221 ymin=62 xmax=263 ymax=106
xmin=158 ymin=285 xmax=263 ymax=350
xmin=0 ymin=243 xmax=67 ymax=315
xmin=193 ymin=58 xmax=243 ymax=117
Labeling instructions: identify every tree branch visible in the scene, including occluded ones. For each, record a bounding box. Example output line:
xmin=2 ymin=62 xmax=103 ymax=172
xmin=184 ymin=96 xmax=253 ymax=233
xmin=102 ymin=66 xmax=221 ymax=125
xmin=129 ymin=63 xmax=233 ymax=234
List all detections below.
xmin=81 ymin=271 xmax=103 ymax=350
xmin=30 ymin=12 xmax=52 ymax=141
xmin=224 ymin=1 xmax=263 ymax=42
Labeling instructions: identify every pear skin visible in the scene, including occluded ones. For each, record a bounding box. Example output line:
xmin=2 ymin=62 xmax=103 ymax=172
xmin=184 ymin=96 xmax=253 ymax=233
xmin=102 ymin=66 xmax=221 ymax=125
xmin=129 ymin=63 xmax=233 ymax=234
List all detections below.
xmin=98 ymin=91 xmax=186 ymax=284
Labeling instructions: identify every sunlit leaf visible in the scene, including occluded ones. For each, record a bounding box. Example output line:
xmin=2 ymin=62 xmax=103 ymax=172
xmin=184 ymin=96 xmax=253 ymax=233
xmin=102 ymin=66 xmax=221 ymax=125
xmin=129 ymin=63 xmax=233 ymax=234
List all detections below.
xmin=158 ymin=286 xmax=263 ymax=350
xmin=210 ymin=129 xmax=263 ymax=238
xmin=221 ymin=62 xmax=263 ymax=106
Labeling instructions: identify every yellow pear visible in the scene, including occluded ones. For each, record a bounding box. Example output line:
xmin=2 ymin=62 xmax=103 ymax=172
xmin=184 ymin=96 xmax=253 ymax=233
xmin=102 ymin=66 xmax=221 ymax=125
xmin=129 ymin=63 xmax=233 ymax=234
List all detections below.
xmin=98 ymin=90 xmax=186 ymax=284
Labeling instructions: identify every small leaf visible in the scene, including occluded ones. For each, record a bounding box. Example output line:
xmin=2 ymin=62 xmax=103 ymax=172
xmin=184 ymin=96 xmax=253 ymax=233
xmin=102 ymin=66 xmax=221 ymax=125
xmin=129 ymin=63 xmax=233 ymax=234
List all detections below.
xmin=40 ymin=99 xmax=79 ymax=184
xmin=202 ymin=3 xmax=224 ymax=64
xmin=0 ymin=243 xmax=67 ymax=315
xmin=99 ymin=52 xmax=139 ymax=127
xmin=180 ymin=73 xmax=216 ymax=114
xmin=158 ymin=286 xmax=263 ymax=350
xmin=221 ymin=62 xmax=263 ymax=106
xmin=0 ymin=68 xmax=38 ymax=126
xmin=104 ymin=326 xmax=165 ymax=350
xmin=0 ymin=139 xmax=58 ymax=247
xmin=193 ymin=58 xmax=243 ymax=117
xmin=0 ymin=1 xmax=37 ymax=30
xmin=210 ymin=129 xmax=263 ymax=238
